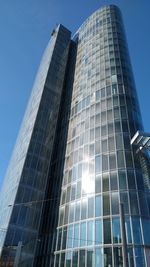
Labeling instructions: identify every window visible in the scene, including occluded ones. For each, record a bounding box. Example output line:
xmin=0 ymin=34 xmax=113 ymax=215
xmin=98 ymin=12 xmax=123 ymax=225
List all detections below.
xmin=95 ymin=155 xmax=102 ymax=173
xmin=95 ymin=195 xmax=102 ymax=217
xmin=132 ymin=218 xmax=142 ymax=244
xmin=72 ymin=251 xmax=78 ymax=267
xmin=111 ymin=192 xmax=119 ymax=214
xmin=109 ymin=154 xmax=116 ymax=169
xmin=118 ymin=170 xmax=127 ymax=190
xmin=95 ymin=219 xmax=103 ymax=244
xmin=104 ymin=219 xmax=111 ymax=244
xmin=80 ymin=222 xmax=86 ymax=247
xmin=67 ymin=225 xmax=73 ymax=248
xmin=103 ymin=193 xmax=110 ymax=215
xmin=73 ymin=224 xmax=79 ymax=248
xmin=112 ymin=217 xmax=121 ymax=243
xmin=88 ymin=197 xmax=94 ymax=218
xmin=87 ymin=250 xmax=94 ymax=267
xmin=125 ymin=217 xmax=132 ymax=243
xmin=113 ymin=247 xmax=123 ymax=267
xmin=110 ymin=171 xmax=118 ymax=190
xmin=66 ymin=252 xmax=72 ymax=267
xmin=87 ymin=221 xmax=94 ymax=246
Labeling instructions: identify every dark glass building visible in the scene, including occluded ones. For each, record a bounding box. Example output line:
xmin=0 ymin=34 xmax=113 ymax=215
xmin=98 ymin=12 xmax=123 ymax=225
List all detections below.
xmin=0 ymin=5 xmax=150 ymax=267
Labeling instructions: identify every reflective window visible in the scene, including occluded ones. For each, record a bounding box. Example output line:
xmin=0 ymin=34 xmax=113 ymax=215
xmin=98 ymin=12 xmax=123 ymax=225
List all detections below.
xmin=118 ymin=170 xmax=127 ymax=190
xmin=67 ymin=225 xmax=73 ymax=248
xmin=95 ymin=155 xmax=102 ymax=173
xmin=87 ymin=249 xmax=94 ymax=267
xmin=73 ymin=224 xmax=79 ymax=248
xmin=88 ymin=197 xmax=94 ymax=218
xmin=87 ymin=220 xmax=94 ymax=246
xmin=104 ymin=248 xmax=112 ymax=267
xmin=111 ymin=192 xmax=119 ymax=214
xmin=142 ymin=219 xmax=150 ymax=245
xmin=95 ymin=219 xmax=103 ymax=244
xmin=95 ymin=195 xmax=102 ymax=217
xmin=110 ymin=171 xmax=118 ymax=190
xmin=125 ymin=217 xmax=132 ymax=243
xmin=132 ymin=218 xmax=142 ymax=244
xmin=95 ymin=248 xmax=103 ymax=267
xmin=102 ymin=173 xmax=109 ymax=192
xmin=80 ymin=222 xmax=86 ymax=247
xmin=113 ymin=247 xmax=123 ymax=267
xmin=95 ymin=175 xmax=102 ymax=193
xmin=72 ymin=251 xmax=78 ymax=267
xmin=103 ymin=193 xmax=110 ymax=215
xmin=104 ymin=219 xmax=111 ymax=244
xmin=112 ymin=217 xmax=121 ymax=243
xmin=79 ymin=250 xmax=85 ymax=267
xmin=66 ymin=252 xmax=72 ymax=267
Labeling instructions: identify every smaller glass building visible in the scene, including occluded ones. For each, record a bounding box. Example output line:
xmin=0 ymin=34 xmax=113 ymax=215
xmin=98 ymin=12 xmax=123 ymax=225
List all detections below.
xmin=0 ymin=25 xmax=71 ymax=267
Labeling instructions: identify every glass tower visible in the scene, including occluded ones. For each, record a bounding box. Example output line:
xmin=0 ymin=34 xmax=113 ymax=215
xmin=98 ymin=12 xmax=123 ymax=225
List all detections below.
xmin=0 ymin=5 xmax=150 ymax=267
xmin=53 ymin=5 xmax=150 ymax=267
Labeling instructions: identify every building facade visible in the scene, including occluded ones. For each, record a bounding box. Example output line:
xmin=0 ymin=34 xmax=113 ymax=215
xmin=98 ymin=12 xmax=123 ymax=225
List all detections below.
xmin=0 ymin=4 xmax=150 ymax=267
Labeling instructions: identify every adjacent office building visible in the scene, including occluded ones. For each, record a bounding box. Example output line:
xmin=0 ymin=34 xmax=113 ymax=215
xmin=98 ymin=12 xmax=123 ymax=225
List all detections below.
xmin=0 ymin=5 xmax=150 ymax=267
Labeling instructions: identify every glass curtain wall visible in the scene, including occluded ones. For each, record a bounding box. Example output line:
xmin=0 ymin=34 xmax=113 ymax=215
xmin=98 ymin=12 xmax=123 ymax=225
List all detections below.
xmin=54 ymin=5 xmax=150 ymax=267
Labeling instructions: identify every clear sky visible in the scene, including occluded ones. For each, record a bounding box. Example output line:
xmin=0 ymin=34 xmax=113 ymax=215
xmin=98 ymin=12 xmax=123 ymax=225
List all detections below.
xmin=0 ymin=0 xmax=150 ymax=189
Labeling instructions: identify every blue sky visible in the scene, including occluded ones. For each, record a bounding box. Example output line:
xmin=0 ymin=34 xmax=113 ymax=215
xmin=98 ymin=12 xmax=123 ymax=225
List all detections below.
xmin=0 ymin=0 xmax=150 ymax=189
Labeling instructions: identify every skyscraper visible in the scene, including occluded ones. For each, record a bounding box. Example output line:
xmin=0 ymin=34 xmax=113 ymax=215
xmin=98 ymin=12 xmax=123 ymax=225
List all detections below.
xmin=0 ymin=4 xmax=150 ymax=267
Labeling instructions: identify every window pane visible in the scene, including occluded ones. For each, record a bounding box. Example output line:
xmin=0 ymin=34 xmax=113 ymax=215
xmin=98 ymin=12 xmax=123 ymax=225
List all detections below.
xmin=95 ymin=219 xmax=103 ymax=244
xmin=108 ymin=136 xmax=115 ymax=151
xmin=113 ymin=247 xmax=123 ymax=267
xmin=125 ymin=217 xmax=132 ymax=243
xmin=95 ymin=195 xmax=102 ymax=217
xmin=79 ymin=250 xmax=85 ymax=267
xmin=87 ymin=221 xmax=94 ymax=246
xmin=103 ymin=193 xmax=110 ymax=215
xmin=95 ymin=248 xmax=103 ymax=267
xmin=104 ymin=219 xmax=111 ymax=244
xmin=55 ymin=254 xmax=60 ymax=267
xmin=88 ymin=197 xmax=94 ymax=218
xmin=110 ymin=171 xmax=118 ymax=190
xmin=142 ymin=219 xmax=150 ymax=245
xmin=109 ymin=154 xmax=116 ymax=169
xmin=66 ymin=252 xmax=72 ymax=267
xmin=112 ymin=218 xmax=121 ymax=243
xmin=111 ymin=192 xmax=119 ymax=215
xmin=69 ymin=203 xmax=75 ymax=223
xmin=127 ymin=170 xmax=136 ymax=190
xmin=80 ymin=222 xmax=86 ymax=247
xmin=95 ymin=175 xmax=101 ymax=193
xmin=102 ymin=173 xmax=109 ymax=192
xmin=75 ymin=201 xmax=80 ymax=221
xmin=73 ymin=224 xmax=79 ymax=248
xmin=60 ymin=253 xmax=65 ymax=267
xmin=104 ymin=248 xmax=112 ymax=267
xmin=118 ymin=170 xmax=127 ymax=190
xmin=95 ymin=155 xmax=102 ymax=173
xmin=81 ymin=199 xmax=87 ymax=220
xmin=132 ymin=218 xmax=142 ymax=244
xmin=117 ymin=151 xmax=125 ymax=168
xmin=120 ymin=191 xmax=129 ymax=214
xmin=134 ymin=247 xmax=146 ymax=267
xmin=62 ymin=227 xmax=67 ymax=250
xmin=72 ymin=251 xmax=78 ymax=267
xmin=67 ymin=225 xmax=73 ymax=248
xmin=87 ymin=250 xmax=94 ymax=267
xmin=102 ymin=154 xmax=108 ymax=171
xmin=130 ymin=192 xmax=139 ymax=215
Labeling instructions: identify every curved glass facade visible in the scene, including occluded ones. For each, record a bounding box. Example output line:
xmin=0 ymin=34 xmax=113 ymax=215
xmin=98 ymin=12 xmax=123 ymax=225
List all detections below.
xmin=54 ymin=5 xmax=150 ymax=267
